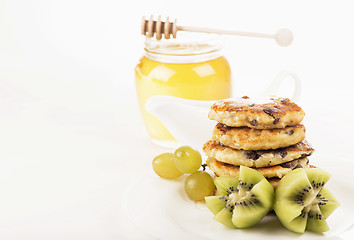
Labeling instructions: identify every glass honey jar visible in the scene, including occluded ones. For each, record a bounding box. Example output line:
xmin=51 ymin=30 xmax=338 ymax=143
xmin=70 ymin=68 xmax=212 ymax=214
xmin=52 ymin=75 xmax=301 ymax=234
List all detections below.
xmin=135 ymin=34 xmax=231 ymax=147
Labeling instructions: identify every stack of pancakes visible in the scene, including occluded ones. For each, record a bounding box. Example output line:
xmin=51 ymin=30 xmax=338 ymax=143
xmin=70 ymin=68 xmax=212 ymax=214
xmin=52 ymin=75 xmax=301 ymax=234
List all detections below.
xmin=203 ymin=96 xmax=315 ymax=189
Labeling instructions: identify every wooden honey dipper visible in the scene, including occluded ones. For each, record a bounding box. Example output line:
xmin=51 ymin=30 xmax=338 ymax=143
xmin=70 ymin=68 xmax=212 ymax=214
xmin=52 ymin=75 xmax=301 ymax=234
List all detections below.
xmin=141 ymin=16 xmax=293 ymax=46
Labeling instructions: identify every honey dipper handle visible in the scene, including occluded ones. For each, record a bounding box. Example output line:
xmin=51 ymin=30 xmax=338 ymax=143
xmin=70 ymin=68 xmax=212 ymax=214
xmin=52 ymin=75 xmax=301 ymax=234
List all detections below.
xmin=141 ymin=16 xmax=293 ymax=46
xmin=178 ymin=26 xmax=294 ymax=47
xmin=180 ymin=26 xmax=272 ymax=38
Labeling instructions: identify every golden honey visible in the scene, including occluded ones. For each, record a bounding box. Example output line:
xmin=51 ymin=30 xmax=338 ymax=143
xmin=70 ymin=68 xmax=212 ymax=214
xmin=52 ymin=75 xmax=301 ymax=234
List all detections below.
xmin=135 ymin=35 xmax=231 ymax=147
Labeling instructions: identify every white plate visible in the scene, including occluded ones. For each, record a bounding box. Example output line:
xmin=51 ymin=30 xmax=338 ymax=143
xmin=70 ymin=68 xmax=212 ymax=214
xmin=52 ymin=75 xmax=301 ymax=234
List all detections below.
xmin=121 ymin=155 xmax=354 ymax=240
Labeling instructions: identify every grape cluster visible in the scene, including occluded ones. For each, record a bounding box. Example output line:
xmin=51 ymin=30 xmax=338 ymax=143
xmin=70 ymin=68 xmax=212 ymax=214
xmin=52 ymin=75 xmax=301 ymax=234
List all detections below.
xmin=152 ymin=146 xmax=215 ymax=201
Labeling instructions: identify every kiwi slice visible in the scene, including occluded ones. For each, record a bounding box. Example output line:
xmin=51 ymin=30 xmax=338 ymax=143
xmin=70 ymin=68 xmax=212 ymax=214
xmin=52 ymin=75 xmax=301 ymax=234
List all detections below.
xmin=273 ymin=168 xmax=340 ymax=233
xmin=205 ymin=166 xmax=274 ymax=228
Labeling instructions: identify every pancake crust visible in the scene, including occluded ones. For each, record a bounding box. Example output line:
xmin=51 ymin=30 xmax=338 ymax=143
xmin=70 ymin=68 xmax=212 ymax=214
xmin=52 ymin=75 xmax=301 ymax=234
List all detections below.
xmin=208 ymin=96 xmax=305 ymax=129
xmin=212 ymin=123 xmax=306 ymax=150
xmin=203 ymin=140 xmax=314 ymax=168
xmin=207 ymin=157 xmax=310 ymax=179
xmin=267 ymin=178 xmax=281 ymax=190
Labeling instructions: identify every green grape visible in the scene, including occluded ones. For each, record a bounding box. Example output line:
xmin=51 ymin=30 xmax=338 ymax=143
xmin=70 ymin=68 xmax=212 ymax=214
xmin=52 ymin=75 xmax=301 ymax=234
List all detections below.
xmin=184 ymin=171 xmax=215 ymax=201
xmin=173 ymin=146 xmax=202 ymax=174
xmin=152 ymin=153 xmax=183 ymax=179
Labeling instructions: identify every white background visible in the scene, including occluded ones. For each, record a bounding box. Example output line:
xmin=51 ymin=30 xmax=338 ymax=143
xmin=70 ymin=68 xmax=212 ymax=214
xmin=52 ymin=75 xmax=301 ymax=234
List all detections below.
xmin=0 ymin=0 xmax=353 ymax=239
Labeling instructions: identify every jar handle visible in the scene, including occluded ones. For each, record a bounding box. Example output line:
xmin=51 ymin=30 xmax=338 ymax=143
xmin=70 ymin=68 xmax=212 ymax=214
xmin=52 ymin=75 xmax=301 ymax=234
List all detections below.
xmin=259 ymin=70 xmax=301 ymax=102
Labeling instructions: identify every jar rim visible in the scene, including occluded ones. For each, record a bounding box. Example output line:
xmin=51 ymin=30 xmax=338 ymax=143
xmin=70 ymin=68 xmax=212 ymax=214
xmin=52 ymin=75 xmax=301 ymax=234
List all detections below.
xmin=144 ymin=32 xmax=223 ymax=63
xmin=145 ymin=33 xmax=222 ymax=54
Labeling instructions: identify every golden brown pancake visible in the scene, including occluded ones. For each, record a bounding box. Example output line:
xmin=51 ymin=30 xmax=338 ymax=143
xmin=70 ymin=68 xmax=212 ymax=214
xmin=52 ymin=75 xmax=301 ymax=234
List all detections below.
xmin=203 ymin=140 xmax=314 ymax=168
xmin=208 ymin=96 xmax=305 ymax=129
xmin=212 ymin=123 xmax=305 ymax=150
xmin=206 ymin=157 xmax=310 ymax=179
